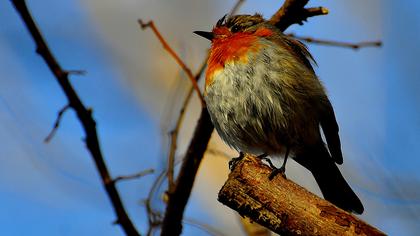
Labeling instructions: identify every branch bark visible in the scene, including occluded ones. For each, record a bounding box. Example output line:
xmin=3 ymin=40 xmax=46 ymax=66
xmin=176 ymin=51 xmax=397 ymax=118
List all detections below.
xmin=218 ymin=155 xmax=385 ymax=236
xmin=10 ymin=1 xmax=140 ymax=235
xmin=269 ymin=0 xmax=328 ymax=32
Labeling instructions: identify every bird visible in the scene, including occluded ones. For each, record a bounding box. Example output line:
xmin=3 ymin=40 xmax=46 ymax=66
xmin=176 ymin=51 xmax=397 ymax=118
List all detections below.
xmin=194 ymin=14 xmax=364 ymax=214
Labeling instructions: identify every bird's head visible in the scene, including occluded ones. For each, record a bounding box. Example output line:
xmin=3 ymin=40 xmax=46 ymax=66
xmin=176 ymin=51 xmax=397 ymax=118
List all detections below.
xmin=194 ymin=14 xmax=271 ymax=42
xmin=195 ymin=14 xmax=277 ymax=87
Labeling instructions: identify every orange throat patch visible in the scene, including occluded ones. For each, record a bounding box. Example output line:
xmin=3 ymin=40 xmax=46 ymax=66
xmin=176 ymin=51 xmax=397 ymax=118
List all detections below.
xmin=205 ymin=33 xmax=260 ymax=87
xmin=205 ymin=27 xmax=273 ymax=88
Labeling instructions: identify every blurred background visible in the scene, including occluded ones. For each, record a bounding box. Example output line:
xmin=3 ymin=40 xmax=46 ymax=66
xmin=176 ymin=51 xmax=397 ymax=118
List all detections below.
xmin=0 ymin=0 xmax=419 ymax=235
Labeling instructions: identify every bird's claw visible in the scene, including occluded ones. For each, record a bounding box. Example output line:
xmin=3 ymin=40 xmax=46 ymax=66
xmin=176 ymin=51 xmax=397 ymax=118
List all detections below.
xmin=268 ymin=166 xmax=286 ymax=180
xmin=258 ymin=155 xmax=276 ymax=169
xmin=229 ymin=152 xmax=244 ymax=170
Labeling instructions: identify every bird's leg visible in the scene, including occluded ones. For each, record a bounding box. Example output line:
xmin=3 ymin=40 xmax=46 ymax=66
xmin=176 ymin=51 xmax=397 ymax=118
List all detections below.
xmin=229 ymin=151 xmax=245 ymax=170
xmin=269 ymin=147 xmax=290 ymax=180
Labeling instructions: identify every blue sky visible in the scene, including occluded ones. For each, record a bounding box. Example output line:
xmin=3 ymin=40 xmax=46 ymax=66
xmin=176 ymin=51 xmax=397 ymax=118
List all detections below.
xmin=0 ymin=0 xmax=419 ymax=235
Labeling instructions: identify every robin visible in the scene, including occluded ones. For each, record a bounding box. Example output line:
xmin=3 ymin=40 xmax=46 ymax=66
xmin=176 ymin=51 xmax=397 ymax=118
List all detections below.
xmin=194 ymin=14 xmax=364 ymax=214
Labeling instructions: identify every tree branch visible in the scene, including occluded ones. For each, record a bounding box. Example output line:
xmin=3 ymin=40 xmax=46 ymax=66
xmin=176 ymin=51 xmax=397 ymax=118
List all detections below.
xmin=10 ymin=1 xmax=140 ymax=235
xmin=288 ymin=33 xmax=383 ymax=50
xmin=269 ymin=0 xmax=328 ymax=31
xmin=218 ymin=155 xmax=386 ymax=236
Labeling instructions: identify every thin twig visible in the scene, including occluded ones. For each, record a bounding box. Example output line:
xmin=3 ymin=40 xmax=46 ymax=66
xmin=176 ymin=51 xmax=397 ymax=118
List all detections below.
xmin=10 ymin=1 xmax=140 ymax=235
xmin=288 ymin=33 xmax=383 ymax=50
xmin=145 ymin=172 xmax=165 ymax=235
xmin=138 ymin=20 xmax=206 ymax=107
xmin=65 ymin=69 xmax=87 ymax=76
xmin=44 ymin=104 xmax=70 ymax=143
xmin=113 ymin=169 xmax=155 ymax=183
xmin=167 ymin=87 xmax=193 ymax=191
xmin=304 ymin=7 xmax=329 ymax=19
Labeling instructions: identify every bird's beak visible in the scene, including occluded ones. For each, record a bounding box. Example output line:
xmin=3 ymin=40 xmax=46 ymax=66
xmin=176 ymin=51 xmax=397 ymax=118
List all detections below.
xmin=193 ymin=31 xmax=214 ymax=41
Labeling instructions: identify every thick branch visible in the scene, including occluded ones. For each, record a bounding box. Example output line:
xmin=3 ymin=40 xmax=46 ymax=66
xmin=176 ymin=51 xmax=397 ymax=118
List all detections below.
xmin=11 ymin=1 xmax=140 ymax=235
xmin=269 ymin=0 xmax=328 ymax=31
xmin=218 ymin=155 xmax=385 ymax=236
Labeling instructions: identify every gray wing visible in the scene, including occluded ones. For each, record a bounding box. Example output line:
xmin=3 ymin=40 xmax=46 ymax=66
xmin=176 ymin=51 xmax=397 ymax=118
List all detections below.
xmin=280 ymin=34 xmax=344 ymax=164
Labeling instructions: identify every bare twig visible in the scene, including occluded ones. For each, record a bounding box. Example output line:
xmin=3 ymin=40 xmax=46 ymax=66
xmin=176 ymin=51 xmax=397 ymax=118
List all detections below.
xmin=269 ymin=0 xmax=328 ymax=31
xmin=113 ymin=169 xmax=155 ymax=183
xmin=11 ymin=1 xmax=140 ymax=235
xmin=65 ymin=69 xmax=87 ymax=76
xmin=288 ymin=33 xmax=383 ymax=50
xmin=145 ymin=170 xmax=166 ymax=236
xmin=304 ymin=7 xmax=329 ymax=19
xmin=166 ymin=89 xmax=192 ymax=191
xmin=138 ymin=20 xmax=206 ymax=107
xmin=44 ymin=104 xmax=70 ymax=142
xmin=218 ymin=155 xmax=385 ymax=236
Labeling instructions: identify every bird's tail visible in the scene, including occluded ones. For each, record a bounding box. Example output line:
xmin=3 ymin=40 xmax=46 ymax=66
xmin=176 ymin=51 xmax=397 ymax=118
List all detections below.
xmin=294 ymin=144 xmax=364 ymax=214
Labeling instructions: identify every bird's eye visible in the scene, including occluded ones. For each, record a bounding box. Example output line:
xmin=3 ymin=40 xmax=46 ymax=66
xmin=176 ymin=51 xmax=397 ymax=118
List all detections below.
xmin=231 ymin=25 xmax=240 ymax=33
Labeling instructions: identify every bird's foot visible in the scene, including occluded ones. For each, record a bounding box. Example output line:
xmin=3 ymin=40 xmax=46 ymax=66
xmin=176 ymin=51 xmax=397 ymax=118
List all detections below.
xmin=268 ymin=166 xmax=286 ymax=180
xmin=256 ymin=153 xmax=276 ymax=169
xmin=229 ymin=152 xmax=245 ymax=170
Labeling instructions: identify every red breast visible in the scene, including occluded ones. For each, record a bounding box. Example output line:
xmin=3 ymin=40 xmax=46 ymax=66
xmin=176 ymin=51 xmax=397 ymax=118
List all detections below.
xmin=205 ymin=27 xmax=274 ymax=88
